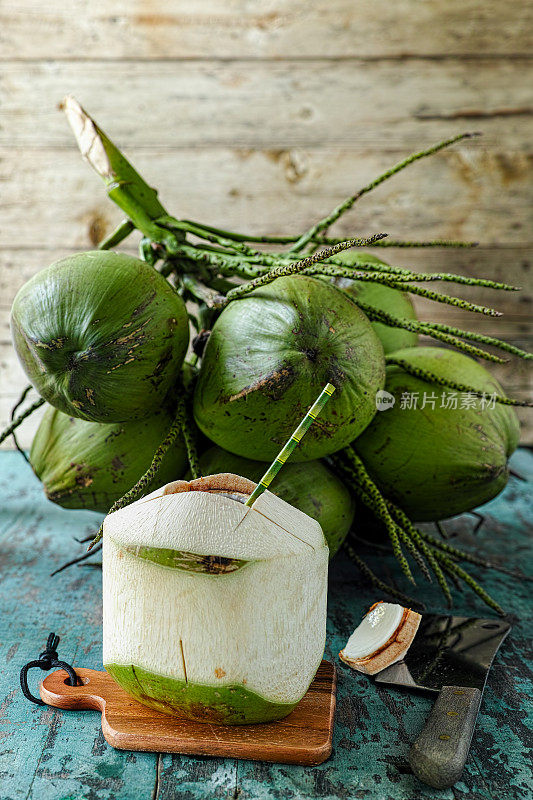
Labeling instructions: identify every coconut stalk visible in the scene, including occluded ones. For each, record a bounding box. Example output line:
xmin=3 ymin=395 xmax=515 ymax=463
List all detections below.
xmin=62 ymin=97 xmax=176 ymax=249
xmin=61 ymin=96 xmax=528 ymax=365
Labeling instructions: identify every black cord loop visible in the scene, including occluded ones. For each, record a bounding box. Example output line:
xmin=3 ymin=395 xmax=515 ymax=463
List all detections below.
xmin=20 ymin=632 xmax=79 ymax=706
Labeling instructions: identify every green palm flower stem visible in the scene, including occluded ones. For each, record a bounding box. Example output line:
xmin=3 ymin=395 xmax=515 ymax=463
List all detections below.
xmin=339 ymin=472 xmax=433 ymax=583
xmin=8 ymin=385 xmax=33 ymax=461
xmin=310 ymin=256 xmax=518 ymax=292
xmin=181 ymin=223 xmax=478 ymax=249
xmin=411 ymin=521 xmax=505 ymax=608
xmin=419 ymin=323 xmax=533 ymax=361
xmin=347 ymin=476 xmax=453 ymax=605
xmin=343 ymin=540 xmax=425 ymax=609
xmin=223 ymin=235 xmax=387 ymax=305
xmin=289 ymin=132 xmax=479 ymax=252
xmin=182 ymin=232 xmax=499 ymax=295
xmin=182 ymin=380 xmax=201 ymax=480
xmin=355 ymin=302 xmax=507 ymax=363
xmin=384 ymin=358 xmax=532 ymax=407
xmin=432 ymin=551 xmax=504 ymax=615
xmin=319 ymin=238 xmax=478 ymax=248
xmin=304 ymin=266 xmax=504 ymax=316
xmin=330 ymin=451 xmax=415 ymax=584
xmin=382 ymin=280 xmax=502 ymax=315
xmin=421 ymin=530 xmax=507 ymax=572
xmin=425 ymin=528 xmax=533 ymax=581
xmin=183 ymin=423 xmax=200 ymax=479
xmin=384 ymin=502 xmax=452 ymax=607
xmin=0 ymin=398 xmax=45 ymax=446
xmin=332 ymin=448 xmax=505 ymax=612
xmin=439 ymin=561 xmax=463 ymax=592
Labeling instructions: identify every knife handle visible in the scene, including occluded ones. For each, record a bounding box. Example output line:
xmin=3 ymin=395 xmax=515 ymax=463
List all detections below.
xmin=409 ymin=685 xmax=482 ymax=789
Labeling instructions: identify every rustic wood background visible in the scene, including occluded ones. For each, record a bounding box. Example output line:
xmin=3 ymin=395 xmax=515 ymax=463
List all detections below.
xmin=1 ymin=0 xmax=531 ymax=447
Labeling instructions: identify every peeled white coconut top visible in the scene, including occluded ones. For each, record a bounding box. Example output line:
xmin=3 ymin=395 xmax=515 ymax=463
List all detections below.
xmin=342 ymin=602 xmax=405 ymax=660
xmin=104 ymin=474 xmax=325 ymax=560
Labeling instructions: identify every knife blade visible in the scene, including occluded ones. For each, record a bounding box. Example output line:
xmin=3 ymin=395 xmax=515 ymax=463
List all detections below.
xmin=373 ymin=614 xmax=511 ymax=789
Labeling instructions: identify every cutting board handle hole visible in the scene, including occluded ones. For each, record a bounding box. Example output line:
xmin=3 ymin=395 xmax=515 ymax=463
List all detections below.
xmin=63 ymin=675 xmax=89 ymax=687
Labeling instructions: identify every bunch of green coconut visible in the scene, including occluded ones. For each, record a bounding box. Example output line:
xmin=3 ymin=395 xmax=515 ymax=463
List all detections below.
xmin=4 ymin=97 xmax=531 ymax=617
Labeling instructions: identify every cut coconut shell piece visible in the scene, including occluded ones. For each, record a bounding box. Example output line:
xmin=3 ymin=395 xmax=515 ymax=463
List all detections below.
xmin=339 ymin=601 xmax=421 ymax=676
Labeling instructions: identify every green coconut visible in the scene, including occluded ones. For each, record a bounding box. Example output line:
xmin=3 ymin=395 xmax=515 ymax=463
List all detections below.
xmin=11 ymin=251 xmax=189 ymax=422
xmin=353 ymin=347 xmax=520 ymax=521
xmin=199 ymin=445 xmax=355 ymax=556
xmin=193 ymin=275 xmax=385 ymax=461
xmin=30 ymin=405 xmax=188 ymax=513
xmin=335 ymin=252 xmax=418 ymax=354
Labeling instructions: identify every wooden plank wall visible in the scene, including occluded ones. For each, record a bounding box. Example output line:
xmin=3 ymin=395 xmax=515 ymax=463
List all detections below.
xmin=1 ymin=1 xmax=531 ymax=447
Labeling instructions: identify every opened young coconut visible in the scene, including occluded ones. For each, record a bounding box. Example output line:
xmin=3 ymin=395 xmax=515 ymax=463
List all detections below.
xmin=103 ymin=473 xmax=329 ymax=724
xmin=340 ymin=601 xmax=421 ymax=676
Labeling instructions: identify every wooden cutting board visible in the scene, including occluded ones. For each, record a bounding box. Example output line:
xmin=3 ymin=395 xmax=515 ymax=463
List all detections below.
xmin=40 ymin=660 xmax=336 ymax=766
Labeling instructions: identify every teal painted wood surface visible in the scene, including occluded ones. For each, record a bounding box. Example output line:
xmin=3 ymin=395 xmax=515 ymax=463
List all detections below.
xmin=0 ymin=450 xmax=531 ymax=800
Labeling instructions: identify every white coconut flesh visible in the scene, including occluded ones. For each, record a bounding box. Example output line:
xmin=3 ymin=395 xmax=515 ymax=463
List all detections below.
xmin=339 ymin=601 xmax=421 ymax=675
xmin=103 ymin=473 xmax=329 ymax=706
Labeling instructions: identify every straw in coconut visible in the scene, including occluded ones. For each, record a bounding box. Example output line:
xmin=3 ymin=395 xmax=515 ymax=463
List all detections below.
xmin=245 ymin=383 xmax=336 ymax=507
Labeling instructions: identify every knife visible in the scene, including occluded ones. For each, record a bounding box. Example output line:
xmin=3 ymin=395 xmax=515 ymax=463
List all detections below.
xmin=373 ymin=614 xmax=511 ymax=789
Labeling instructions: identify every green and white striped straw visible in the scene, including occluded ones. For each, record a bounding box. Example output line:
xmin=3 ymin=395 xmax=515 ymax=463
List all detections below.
xmin=244 ymin=383 xmax=336 ymax=507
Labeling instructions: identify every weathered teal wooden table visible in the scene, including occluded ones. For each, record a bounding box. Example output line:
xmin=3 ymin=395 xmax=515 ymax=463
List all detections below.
xmin=1 ymin=450 xmax=531 ymax=800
